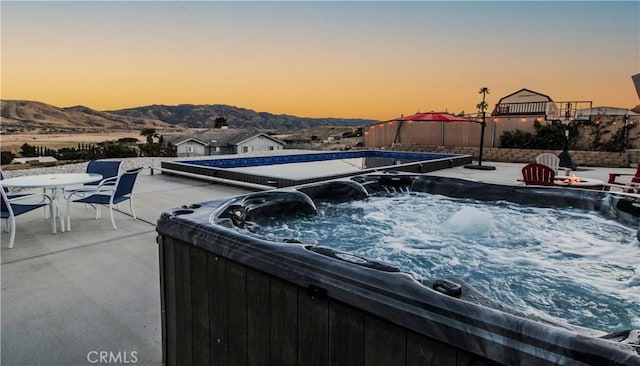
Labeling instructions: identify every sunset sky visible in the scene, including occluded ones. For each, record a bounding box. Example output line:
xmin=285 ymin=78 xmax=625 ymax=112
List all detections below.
xmin=2 ymin=1 xmax=639 ymax=121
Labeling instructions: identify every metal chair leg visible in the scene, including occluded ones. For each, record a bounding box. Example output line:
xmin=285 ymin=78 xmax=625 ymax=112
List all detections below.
xmin=109 ymin=204 xmax=117 ymax=230
xmin=8 ymin=217 xmax=16 ymax=249
xmin=130 ymin=198 xmax=137 ymax=220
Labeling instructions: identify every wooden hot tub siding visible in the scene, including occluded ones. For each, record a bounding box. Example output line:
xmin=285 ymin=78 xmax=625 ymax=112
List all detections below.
xmin=159 ymin=236 xmax=498 ymax=366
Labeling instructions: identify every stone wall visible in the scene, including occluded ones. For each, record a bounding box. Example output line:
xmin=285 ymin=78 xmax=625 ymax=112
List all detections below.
xmin=390 ymin=144 xmax=638 ymax=168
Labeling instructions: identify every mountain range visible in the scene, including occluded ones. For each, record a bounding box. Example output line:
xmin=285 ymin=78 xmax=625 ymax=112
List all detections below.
xmin=0 ymin=100 xmax=378 ymax=134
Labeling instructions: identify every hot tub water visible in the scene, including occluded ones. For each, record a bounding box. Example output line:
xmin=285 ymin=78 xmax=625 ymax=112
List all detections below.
xmin=254 ymin=192 xmax=640 ymax=333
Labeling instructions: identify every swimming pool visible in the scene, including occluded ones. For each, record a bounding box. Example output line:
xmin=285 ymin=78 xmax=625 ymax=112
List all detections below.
xmin=159 ymin=150 xmax=471 ymax=189
xmin=157 ymin=173 xmax=640 ymax=365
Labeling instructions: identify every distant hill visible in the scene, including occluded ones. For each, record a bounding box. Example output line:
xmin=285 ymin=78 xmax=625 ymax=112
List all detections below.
xmin=0 ymin=100 xmax=378 ymax=134
xmin=1 ymin=100 xmax=178 ymax=134
xmin=109 ymin=104 xmax=376 ymax=130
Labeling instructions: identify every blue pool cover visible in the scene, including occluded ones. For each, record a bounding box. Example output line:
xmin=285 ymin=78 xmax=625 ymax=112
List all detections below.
xmin=180 ymin=150 xmax=459 ymax=168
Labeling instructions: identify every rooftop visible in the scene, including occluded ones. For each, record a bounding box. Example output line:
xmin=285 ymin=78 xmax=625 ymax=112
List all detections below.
xmin=1 ymin=158 xmax=637 ymax=365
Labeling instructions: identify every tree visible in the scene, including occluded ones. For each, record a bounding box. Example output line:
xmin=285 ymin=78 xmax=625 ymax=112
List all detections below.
xmin=213 ymin=117 xmax=228 ymax=129
xmin=466 ymin=86 xmax=495 ymax=170
xmin=140 ymin=128 xmax=159 ymax=144
xmin=477 ymin=87 xmax=490 ymax=114
xmin=20 ymin=143 xmax=38 ymax=157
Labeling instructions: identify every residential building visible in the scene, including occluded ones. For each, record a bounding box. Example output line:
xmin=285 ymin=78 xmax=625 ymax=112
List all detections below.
xmin=171 ymin=129 xmax=285 ymax=157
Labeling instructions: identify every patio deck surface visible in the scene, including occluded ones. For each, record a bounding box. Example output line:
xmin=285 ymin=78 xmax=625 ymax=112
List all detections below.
xmin=1 ymin=161 xmax=635 ymax=365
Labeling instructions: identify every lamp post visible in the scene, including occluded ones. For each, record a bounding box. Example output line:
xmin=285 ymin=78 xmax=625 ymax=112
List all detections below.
xmin=465 ymin=87 xmax=496 ymax=170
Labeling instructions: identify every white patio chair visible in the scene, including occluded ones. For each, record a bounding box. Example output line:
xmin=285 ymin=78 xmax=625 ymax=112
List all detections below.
xmin=536 ymin=153 xmax=571 ymax=176
xmin=65 ymin=167 xmax=143 ymax=231
xmin=1 ymin=188 xmax=54 ymax=248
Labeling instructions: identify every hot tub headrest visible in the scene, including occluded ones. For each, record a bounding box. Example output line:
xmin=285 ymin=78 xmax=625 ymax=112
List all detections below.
xmin=216 ymin=191 xmax=317 ymax=228
xmin=296 ymin=180 xmax=369 ymax=203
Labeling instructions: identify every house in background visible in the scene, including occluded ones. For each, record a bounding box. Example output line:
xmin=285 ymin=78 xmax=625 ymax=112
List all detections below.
xmin=11 ymin=156 xmax=58 ymax=164
xmin=170 ymin=129 xmax=285 ymax=157
xmin=490 ymin=88 xmax=553 ymax=121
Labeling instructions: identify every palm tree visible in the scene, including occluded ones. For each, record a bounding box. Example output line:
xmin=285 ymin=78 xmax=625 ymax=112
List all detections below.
xmin=140 ymin=128 xmax=159 ymax=144
xmin=477 ymin=87 xmax=490 ymax=114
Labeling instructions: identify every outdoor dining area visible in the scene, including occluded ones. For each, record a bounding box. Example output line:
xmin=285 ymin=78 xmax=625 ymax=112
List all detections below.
xmin=1 ymin=160 xmax=144 ymax=248
xmin=1 ymin=159 xmax=253 ymax=365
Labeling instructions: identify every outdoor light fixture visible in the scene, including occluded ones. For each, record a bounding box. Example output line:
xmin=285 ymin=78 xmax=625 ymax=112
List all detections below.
xmin=558 ymin=102 xmax=575 ymax=170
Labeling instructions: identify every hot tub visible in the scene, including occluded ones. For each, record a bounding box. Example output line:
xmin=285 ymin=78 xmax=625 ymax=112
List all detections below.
xmin=156 ymin=174 xmax=640 ymax=365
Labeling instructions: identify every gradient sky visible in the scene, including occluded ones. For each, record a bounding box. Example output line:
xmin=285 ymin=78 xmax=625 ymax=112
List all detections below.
xmin=1 ymin=1 xmax=639 ymax=121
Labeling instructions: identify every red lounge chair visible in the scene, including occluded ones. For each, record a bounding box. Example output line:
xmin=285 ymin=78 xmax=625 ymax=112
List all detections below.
xmin=606 ymin=165 xmax=640 ymax=193
xmin=520 ymin=163 xmax=556 ymax=186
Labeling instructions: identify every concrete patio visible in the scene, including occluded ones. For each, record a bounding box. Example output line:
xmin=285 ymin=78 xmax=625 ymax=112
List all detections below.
xmin=1 ymin=161 xmax=636 ymax=365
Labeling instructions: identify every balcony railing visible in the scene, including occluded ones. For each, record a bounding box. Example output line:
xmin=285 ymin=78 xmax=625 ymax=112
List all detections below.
xmin=492 ymin=102 xmax=548 ymax=116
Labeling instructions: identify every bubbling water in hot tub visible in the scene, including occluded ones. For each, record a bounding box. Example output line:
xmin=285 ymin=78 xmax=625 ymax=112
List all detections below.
xmin=254 ymin=192 xmax=640 ymax=334
xmin=443 ymin=206 xmax=496 ymax=235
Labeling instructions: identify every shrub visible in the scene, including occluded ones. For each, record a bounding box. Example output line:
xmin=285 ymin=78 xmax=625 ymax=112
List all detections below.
xmin=500 ymin=130 xmax=535 ymax=148
xmin=138 ymin=142 xmax=177 ymax=157
xmin=500 ymin=121 xmax=579 ymax=150
xmin=102 ymin=142 xmax=138 ymax=158
xmin=118 ymin=137 xmax=139 ymax=144
xmin=584 ymin=119 xmax=638 ymax=152
xmin=0 ymin=151 xmax=15 ymax=165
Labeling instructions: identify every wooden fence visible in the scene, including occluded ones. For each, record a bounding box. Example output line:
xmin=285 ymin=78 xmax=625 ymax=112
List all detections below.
xmin=365 ymin=116 xmax=640 ymax=150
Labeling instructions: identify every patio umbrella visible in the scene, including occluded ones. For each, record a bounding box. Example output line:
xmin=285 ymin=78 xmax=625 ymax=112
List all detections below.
xmin=390 ymin=112 xmax=477 ymax=123
xmin=388 ymin=112 xmax=495 ymax=170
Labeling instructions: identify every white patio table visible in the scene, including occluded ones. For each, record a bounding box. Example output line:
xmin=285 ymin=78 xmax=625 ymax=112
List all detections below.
xmin=1 ymin=173 xmax=102 ymax=233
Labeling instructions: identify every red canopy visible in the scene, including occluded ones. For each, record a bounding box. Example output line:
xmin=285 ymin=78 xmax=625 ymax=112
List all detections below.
xmin=389 ymin=112 xmax=478 ymax=123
